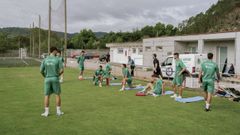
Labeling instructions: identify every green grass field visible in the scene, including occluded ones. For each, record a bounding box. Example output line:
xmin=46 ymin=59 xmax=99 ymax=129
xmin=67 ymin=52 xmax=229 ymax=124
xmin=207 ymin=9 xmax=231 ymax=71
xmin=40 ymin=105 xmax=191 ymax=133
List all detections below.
xmin=0 ymin=67 xmax=240 ymax=135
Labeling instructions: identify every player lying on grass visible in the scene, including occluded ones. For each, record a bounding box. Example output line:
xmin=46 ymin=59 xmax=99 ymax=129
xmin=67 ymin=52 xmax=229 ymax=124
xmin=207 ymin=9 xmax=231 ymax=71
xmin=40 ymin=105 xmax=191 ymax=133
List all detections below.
xmin=120 ymin=64 xmax=134 ymax=91
xmin=93 ymin=65 xmax=105 ymax=87
xmin=78 ymin=51 xmax=85 ymax=80
xmin=40 ymin=47 xmax=64 ymax=117
xmin=104 ymin=59 xmax=112 ymax=86
xmin=139 ymin=74 xmax=165 ymax=96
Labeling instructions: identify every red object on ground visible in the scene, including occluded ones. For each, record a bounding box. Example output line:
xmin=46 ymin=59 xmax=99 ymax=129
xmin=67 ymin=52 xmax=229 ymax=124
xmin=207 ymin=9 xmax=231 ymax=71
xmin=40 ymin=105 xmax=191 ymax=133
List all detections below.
xmin=136 ymin=92 xmax=146 ymax=96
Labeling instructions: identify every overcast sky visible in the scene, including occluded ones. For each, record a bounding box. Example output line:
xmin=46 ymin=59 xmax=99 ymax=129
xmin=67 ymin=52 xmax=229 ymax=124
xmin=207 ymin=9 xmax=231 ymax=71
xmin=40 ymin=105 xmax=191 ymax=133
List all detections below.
xmin=0 ymin=0 xmax=218 ymax=33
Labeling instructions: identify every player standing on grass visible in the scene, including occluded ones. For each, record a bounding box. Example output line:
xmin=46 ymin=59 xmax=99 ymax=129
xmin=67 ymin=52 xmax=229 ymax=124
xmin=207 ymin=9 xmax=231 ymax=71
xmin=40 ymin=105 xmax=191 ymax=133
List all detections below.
xmin=153 ymin=54 xmax=163 ymax=78
xmin=105 ymin=59 xmax=112 ymax=86
xmin=40 ymin=47 xmax=64 ymax=117
xmin=199 ymin=53 xmax=220 ymax=112
xmin=171 ymin=53 xmax=186 ymax=99
xmin=78 ymin=51 xmax=85 ymax=80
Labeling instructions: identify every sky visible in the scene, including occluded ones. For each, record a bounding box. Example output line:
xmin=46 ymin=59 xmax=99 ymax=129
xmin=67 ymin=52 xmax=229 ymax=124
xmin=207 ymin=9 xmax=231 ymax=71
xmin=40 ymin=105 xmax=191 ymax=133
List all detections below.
xmin=0 ymin=0 xmax=218 ymax=33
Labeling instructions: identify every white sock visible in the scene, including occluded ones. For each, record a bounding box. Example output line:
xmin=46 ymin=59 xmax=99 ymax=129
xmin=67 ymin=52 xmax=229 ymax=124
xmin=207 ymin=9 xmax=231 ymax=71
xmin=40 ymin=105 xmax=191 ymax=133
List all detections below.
xmin=56 ymin=106 xmax=61 ymax=113
xmin=206 ymin=103 xmax=210 ymax=109
xmin=45 ymin=107 xmax=49 ymax=114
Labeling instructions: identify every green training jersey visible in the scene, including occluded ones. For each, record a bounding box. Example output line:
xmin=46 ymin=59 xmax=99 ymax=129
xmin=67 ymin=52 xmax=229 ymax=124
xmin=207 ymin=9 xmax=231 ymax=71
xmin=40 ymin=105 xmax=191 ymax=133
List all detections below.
xmin=105 ymin=63 xmax=111 ymax=72
xmin=153 ymin=79 xmax=163 ymax=94
xmin=175 ymin=59 xmax=186 ymax=76
xmin=77 ymin=55 xmax=85 ymax=66
xmin=95 ymin=69 xmax=105 ymax=76
xmin=122 ymin=68 xmax=131 ymax=79
xmin=40 ymin=55 xmax=63 ymax=78
xmin=201 ymin=60 xmax=219 ymax=81
xmin=57 ymin=56 xmax=64 ymax=63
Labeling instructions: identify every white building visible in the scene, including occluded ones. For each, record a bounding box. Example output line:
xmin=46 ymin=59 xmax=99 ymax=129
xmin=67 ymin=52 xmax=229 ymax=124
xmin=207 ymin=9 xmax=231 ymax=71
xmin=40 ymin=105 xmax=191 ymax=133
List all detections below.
xmin=106 ymin=42 xmax=143 ymax=65
xmin=107 ymin=32 xmax=240 ymax=74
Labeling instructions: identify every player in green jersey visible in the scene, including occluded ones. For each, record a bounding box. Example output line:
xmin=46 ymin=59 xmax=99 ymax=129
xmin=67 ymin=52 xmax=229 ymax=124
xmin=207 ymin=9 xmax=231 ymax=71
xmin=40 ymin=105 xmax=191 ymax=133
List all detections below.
xmin=120 ymin=64 xmax=133 ymax=91
xmin=105 ymin=59 xmax=112 ymax=86
xmin=77 ymin=51 xmax=85 ymax=80
xmin=40 ymin=47 xmax=64 ymax=117
xmin=140 ymin=74 xmax=165 ymax=96
xmin=199 ymin=53 xmax=220 ymax=111
xmin=171 ymin=53 xmax=186 ymax=99
xmin=93 ymin=65 xmax=105 ymax=87
xmin=56 ymin=50 xmax=64 ymax=83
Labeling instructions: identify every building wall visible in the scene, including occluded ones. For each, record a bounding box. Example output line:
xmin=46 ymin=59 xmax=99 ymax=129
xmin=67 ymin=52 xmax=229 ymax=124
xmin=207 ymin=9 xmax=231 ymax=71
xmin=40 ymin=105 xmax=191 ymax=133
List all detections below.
xmin=143 ymin=39 xmax=174 ymax=67
xmin=203 ymin=40 xmax=235 ymax=70
xmin=110 ymin=47 xmax=143 ymax=65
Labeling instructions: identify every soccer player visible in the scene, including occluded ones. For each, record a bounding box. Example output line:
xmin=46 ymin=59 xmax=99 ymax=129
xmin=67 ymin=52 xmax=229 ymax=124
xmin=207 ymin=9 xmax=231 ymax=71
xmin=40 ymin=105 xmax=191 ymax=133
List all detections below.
xmin=77 ymin=51 xmax=85 ymax=80
xmin=105 ymin=59 xmax=112 ymax=86
xmin=171 ymin=53 xmax=186 ymax=99
xmin=199 ymin=53 xmax=220 ymax=111
xmin=140 ymin=74 xmax=165 ymax=96
xmin=93 ymin=65 xmax=105 ymax=87
xmin=120 ymin=64 xmax=133 ymax=91
xmin=56 ymin=50 xmax=64 ymax=83
xmin=40 ymin=47 xmax=64 ymax=117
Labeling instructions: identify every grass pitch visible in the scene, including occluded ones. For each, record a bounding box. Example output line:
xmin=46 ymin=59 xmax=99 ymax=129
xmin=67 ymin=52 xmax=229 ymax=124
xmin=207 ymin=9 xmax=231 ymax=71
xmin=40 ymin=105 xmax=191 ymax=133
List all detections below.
xmin=0 ymin=67 xmax=240 ymax=135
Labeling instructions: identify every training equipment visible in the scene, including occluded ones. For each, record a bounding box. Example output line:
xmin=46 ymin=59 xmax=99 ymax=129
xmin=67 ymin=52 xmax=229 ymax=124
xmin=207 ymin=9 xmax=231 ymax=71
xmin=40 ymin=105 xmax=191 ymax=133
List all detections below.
xmin=110 ymin=83 xmax=122 ymax=86
xmin=175 ymin=96 xmax=204 ymax=103
xmin=125 ymin=86 xmax=145 ymax=90
xmin=164 ymin=91 xmax=174 ymax=95
xmin=136 ymin=92 xmax=146 ymax=96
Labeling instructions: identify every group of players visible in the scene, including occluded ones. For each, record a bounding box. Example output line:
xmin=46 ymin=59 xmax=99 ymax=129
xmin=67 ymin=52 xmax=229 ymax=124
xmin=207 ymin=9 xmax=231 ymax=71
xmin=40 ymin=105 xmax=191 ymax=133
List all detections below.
xmin=39 ymin=47 xmax=220 ymax=117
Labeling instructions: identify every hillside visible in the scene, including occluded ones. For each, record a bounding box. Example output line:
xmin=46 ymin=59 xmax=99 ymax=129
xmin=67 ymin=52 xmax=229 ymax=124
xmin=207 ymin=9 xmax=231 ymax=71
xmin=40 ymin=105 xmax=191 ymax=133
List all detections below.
xmin=0 ymin=27 xmax=107 ymax=39
xmin=179 ymin=0 xmax=240 ymax=34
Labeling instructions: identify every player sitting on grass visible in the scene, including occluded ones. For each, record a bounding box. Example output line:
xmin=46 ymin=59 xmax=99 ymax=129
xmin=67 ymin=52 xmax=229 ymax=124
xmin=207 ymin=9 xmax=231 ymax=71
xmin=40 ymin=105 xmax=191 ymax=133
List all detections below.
xmin=139 ymin=74 xmax=165 ymax=96
xmin=77 ymin=51 xmax=85 ymax=80
xmin=104 ymin=59 xmax=112 ymax=86
xmin=56 ymin=50 xmax=64 ymax=83
xmin=120 ymin=64 xmax=134 ymax=91
xmin=93 ymin=65 xmax=105 ymax=87
xmin=40 ymin=47 xmax=64 ymax=117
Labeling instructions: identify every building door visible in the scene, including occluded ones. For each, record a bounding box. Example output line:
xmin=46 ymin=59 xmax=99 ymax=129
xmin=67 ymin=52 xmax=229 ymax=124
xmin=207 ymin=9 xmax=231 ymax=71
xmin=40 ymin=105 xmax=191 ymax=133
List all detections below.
xmin=218 ymin=47 xmax=228 ymax=72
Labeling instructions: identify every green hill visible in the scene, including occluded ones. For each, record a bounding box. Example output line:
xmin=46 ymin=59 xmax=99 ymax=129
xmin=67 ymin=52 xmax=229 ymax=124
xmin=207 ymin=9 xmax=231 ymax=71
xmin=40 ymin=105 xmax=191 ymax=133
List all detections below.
xmin=178 ymin=0 xmax=240 ymax=34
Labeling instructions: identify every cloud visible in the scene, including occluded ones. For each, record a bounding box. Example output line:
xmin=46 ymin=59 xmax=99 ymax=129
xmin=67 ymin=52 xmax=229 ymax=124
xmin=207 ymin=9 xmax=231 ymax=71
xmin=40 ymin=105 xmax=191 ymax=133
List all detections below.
xmin=0 ymin=0 xmax=218 ymax=33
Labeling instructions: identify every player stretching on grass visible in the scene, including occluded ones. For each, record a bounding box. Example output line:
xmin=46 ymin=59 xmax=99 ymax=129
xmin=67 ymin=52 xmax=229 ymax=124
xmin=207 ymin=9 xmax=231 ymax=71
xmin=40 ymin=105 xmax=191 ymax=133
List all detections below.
xmin=40 ymin=47 xmax=64 ymax=117
xmin=171 ymin=53 xmax=186 ymax=99
xmin=120 ymin=64 xmax=133 ymax=91
xmin=139 ymin=74 xmax=165 ymax=97
xmin=78 ymin=51 xmax=85 ymax=80
xmin=199 ymin=53 xmax=220 ymax=112
xmin=93 ymin=65 xmax=105 ymax=87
